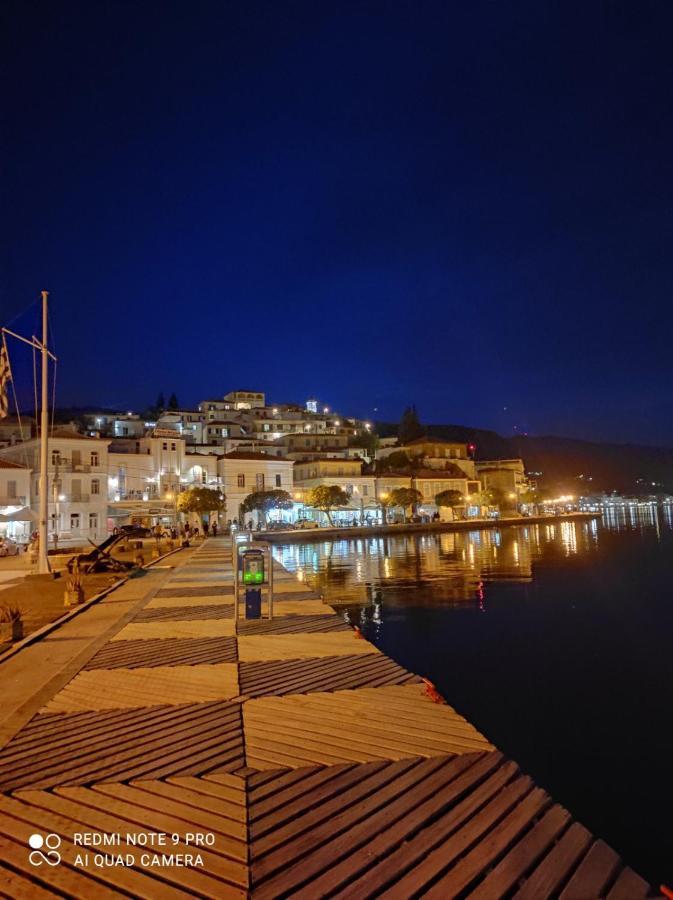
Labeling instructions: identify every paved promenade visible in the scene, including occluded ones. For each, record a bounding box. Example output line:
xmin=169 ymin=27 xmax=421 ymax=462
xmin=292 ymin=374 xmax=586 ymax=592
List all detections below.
xmin=0 ymin=537 xmax=653 ymax=897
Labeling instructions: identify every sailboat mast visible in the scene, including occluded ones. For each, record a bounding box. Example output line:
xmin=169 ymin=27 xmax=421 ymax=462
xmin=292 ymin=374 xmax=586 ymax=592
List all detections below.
xmin=38 ymin=290 xmax=50 ymax=574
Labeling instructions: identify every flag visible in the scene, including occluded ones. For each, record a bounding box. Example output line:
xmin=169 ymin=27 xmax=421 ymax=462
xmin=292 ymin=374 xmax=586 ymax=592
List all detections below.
xmin=0 ymin=337 xmax=11 ymax=419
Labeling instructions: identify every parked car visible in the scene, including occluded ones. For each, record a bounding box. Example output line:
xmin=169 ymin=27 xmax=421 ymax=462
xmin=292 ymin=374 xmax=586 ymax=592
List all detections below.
xmin=119 ymin=525 xmax=152 ymax=538
xmin=0 ymin=539 xmax=20 ymax=557
xmin=268 ymin=521 xmax=294 ymax=531
xmin=295 ymin=519 xmax=320 ymax=530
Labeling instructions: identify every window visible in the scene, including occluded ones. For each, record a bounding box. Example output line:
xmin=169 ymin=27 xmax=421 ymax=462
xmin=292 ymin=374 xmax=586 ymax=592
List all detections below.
xmin=237 ymin=474 xmax=245 ymax=488
xmin=89 ymin=513 xmax=98 ymax=531
xmin=70 ymin=513 xmax=81 ymax=530
xmin=363 ymin=485 xmax=368 ymax=496
xmin=91 ymin=451 xmax=99 ymax=466
xmin=256 ymin=473 xmax=265 ymax=490
xmin=171 ymin=443 xmax=176 ymax=451
xmin=91 ymin=478 xmax=100 ymax=495
xmin=275 ymin=474 xmax=281 ymax=487
xmin=162 ymin=442 xmax=168 ymax=450
xmin=51 ymin=450 xmax=60 ymax=466
xmin=7 ymin=480 xmax=16 ymax=498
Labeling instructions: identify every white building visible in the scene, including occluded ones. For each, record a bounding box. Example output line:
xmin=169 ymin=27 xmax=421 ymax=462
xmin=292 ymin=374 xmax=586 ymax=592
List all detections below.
xmin=0 ymin=429 xmax=110 ymax=547
xmin=0 ymin=459 xmax=33 ymax=543
xmin=218 ymin=452 xmax=294 ymax=524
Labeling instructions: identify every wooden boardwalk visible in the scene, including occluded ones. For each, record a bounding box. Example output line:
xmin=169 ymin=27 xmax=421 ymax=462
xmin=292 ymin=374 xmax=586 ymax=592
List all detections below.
xmin=0 ymin=537 xmax=655 ymax=898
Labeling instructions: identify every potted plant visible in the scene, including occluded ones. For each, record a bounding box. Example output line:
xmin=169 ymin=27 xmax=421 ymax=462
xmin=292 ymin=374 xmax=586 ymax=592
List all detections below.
xmin=64 ymin=558 xmax=85 ymax=606
xmin=0 ymin=604 xmax=24 ymax=643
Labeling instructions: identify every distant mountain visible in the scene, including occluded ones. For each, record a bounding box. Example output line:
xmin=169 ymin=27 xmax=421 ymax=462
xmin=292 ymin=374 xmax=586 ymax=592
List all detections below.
xmin=376 ymin=422 xmax=673 ymax=493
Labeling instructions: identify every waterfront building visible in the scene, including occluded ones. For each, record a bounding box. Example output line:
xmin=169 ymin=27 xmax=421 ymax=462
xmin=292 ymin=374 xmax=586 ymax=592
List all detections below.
xmin=293 ymin=458 xmax=381 ymax=523
xmin=218 ymin=452 xmax=294 ymax=524
xmin=0 ymin=458 xmax=33 ymax=543
xmin=0 ymin=429 xmax=110 ymax=547
xmin=378 ymin=436 xmax=478 ymax=479
xmin=411 ymin=469 xmax=475 ymax=520
xmin=106 ymin=429 xmax=187 ymax=527
xmin=475 ymin=458 xmax=529 ymax=505
xmin=82 ymin=411 xmax=146 ymax=438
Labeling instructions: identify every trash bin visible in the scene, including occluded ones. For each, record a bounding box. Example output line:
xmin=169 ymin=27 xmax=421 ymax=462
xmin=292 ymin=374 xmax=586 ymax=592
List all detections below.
xmin=245 ymin=588 xmax=262 ymax=619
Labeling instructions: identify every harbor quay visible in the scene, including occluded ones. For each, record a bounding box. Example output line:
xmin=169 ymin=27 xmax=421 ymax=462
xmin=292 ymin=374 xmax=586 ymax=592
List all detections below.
xmin=0 ymin=536 xmax=654 ymax=898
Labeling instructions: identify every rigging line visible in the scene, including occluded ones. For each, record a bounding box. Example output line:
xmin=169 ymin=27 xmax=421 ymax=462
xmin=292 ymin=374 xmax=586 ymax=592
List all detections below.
xmin=32 ymin=345 xmax=39 ymax=441
xmin=3 ymin=334 xmax=30 ymax=470
xmin=50 ymin=359 xmax=57 ymax=436
xmin=1 ymin=297 xmax=40 ymax=333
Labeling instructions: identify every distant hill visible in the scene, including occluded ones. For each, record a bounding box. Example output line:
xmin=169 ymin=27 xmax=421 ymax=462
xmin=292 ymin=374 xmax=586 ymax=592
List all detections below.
xmin=376 ymin=422 xmax=673 ymax=494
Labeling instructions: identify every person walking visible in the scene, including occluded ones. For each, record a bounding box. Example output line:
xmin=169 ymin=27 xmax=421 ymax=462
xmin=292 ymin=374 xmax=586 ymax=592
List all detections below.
xmin=212 ymin=522 xmax=218 ymax=537
xmin=203 ymin=520 xmax=209 ymax=537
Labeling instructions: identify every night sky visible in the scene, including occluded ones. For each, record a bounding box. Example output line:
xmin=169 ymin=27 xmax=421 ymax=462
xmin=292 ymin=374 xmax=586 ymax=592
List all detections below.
xmin=2 ymin=2 xmax=673 ymax=444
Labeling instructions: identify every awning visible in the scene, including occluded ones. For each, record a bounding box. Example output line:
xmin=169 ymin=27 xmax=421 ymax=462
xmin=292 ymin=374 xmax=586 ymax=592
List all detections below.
xmin=0 ymin=506 xmax=37 ymax=522
xmin=107 ymin=506 xmax=136 ymax=518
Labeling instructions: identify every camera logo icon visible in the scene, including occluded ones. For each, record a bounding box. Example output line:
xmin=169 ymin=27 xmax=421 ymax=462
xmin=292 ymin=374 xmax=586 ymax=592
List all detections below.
xmin=28 ymin=833 xmax=62 ymax=866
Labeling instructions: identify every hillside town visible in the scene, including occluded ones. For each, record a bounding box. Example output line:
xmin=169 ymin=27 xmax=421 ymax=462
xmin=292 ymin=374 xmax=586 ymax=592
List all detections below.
xmin=0 ymin=389 xmax=535 ymax=548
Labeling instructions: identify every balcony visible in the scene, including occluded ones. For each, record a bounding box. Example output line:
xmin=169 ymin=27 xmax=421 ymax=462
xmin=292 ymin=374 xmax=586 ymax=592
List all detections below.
xmin=56 ymin=494 xmax=91 ymax=504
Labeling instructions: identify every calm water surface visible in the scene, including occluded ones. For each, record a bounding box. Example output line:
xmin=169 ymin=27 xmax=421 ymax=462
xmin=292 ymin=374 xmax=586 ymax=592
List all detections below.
xmin=274 ymin=510 xmax=673 ymax=886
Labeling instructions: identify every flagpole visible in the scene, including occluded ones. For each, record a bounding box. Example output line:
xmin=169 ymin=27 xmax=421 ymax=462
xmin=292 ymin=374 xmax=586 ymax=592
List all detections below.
xmin=38 ymin=291 xmax=50 ymax=574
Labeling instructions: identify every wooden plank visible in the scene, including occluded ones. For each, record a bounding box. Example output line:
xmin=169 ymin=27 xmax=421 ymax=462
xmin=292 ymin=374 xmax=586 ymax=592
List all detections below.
xmin=468 ymin=804 xmax=571 ymax=899
xmin=85 ymin=636 xmax=238 ymax=669
xmin=237 ymin=632 xmax=380 ymax=661
xmin=41 ymin=663 xmax=240 ymax=713
xmin=606 ymin=867 xmax=652 ymax=899
xmin=559 ymin=840 xmax=621 ymax=899
xmin=239 ymin=654 xmax=419 ymax=697
xmin=0 ymin=701 xmax=244 ymax=789
xmin=252 ymin=760 xmax=419 ymax=887
xmin=421 ymin=787 xmax=551 ymax=899
xmin=513 ymin=821 xmax=593 ymax=899
xmin=336 ymin=756 xmax=517 ymax=900
xmin=254 ymin=755 xmax=487 ymax=897
xmin=111 ymin=620 xmax=235 ymax=641
xmin=0 ymin=853 xmax=64 ymax=899
xmin=135 ymin=604 xmax=234 ymax=621
xmin=377 ymin=776 xmax=534 ymax=899
xmin=11 ymin=789 xmax=246 ymax=896
xmin=0 ymin=816 xmax=162 ymax=900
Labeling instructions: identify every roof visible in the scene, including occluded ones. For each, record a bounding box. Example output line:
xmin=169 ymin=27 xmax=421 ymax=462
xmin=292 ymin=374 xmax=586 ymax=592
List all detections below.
xmin=222 ymin=451 xmax=291 ymax=462
xmin=204 ymin=420 xmax=244 ymax=427
xmin=412 ymin=468 xmax=469 ymax=480
xmin=0 ymin=458 xmax=29 ymax=469
xmin=295 ymin=460 xmax=362 ymax=466
xmin=404 ymin=436 xmax=468 ymax=447
xmin=50 ymin=429 xmax=108 ymax=442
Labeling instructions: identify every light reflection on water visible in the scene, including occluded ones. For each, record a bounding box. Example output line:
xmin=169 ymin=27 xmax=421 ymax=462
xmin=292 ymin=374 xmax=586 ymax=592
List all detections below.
xmin=273 ymin=508 xmax=669 ymax=611
xmin=273 ymin=517 xmax=609 ymax=608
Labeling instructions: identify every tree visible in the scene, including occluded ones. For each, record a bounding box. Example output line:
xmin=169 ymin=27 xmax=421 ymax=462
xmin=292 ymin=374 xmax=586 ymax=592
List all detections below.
xmin=240 ymin=489 xmax=293 ymax=525
xmin=307 ymin=485 xmax=351 ymax=525
xmin=378 ymin=450 xmax=411 ymax=472
xmin=156 ymin=392 xmax=166 ymax=412
xmin=435 ymin=489 xmax=465 ymax=517
xmin=177 ymin=487 xmax=226 ymax=519
xmin=398 ymin=405 xmax=424 ymax=444
xmin=168 ymin=392 xmax=179 ymax=410
xmin=387 ymin=487 xmax=422 ymax=518
xmin=349 ymin=430 xmax=379 ymax=459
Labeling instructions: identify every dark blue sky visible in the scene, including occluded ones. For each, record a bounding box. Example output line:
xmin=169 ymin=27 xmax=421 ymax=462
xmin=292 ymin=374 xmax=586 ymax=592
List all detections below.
xmin=2 ymin=1 xmax=673 ymax=444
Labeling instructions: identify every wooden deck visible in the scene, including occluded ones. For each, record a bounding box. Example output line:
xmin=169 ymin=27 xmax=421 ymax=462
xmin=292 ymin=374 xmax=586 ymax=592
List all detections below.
xmin=0 ymin=536 xmax=655 ymax=898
